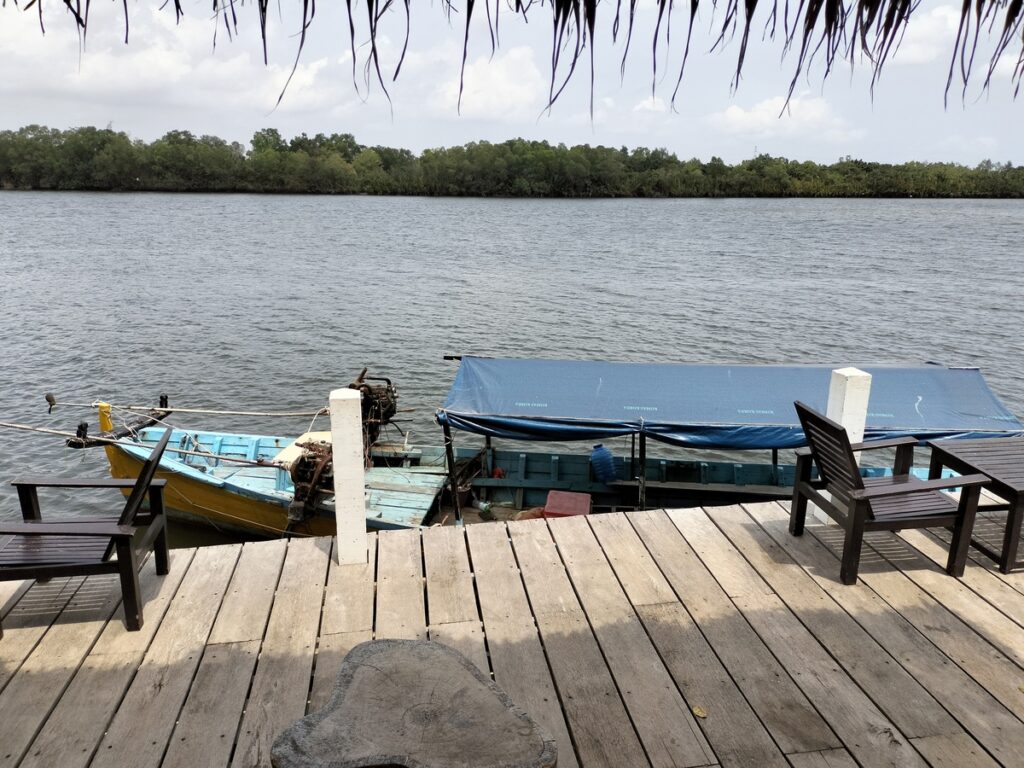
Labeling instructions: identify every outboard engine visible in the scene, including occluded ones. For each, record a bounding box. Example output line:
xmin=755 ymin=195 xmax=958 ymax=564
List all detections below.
xmin=288 ymin=439 xmax=334 ymax=526
xmin=350 ymin=368 xmax=398 ymax=447
xmin=285 ymin=370 xmax=398 ymax=527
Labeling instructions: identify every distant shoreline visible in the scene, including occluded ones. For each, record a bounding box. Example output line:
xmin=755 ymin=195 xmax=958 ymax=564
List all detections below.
xmin=3 ymin=125 xmax=1022 ymax=199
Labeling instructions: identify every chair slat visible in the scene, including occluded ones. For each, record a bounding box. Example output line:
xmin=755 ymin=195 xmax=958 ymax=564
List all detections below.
xmin=0 ymin=428 xmax=173 ymax=635
xmin=791 ymin=401 xmax=981 ymax=585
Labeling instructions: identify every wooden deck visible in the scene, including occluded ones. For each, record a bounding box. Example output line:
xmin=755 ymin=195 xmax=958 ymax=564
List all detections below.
xmin=2 ymin=503 xmax=1024 ymax=767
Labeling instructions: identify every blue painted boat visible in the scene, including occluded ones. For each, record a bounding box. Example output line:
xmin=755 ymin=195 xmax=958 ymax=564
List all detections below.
xmin=100 ymin=418 xmax=448 ymax=537
xmin=93 ymin=358 xmax=1024 ymax=535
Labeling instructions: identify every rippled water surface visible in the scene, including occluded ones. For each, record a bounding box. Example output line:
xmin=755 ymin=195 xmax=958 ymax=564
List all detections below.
xmin=2 ymin=193 xmax=1021 ymax=523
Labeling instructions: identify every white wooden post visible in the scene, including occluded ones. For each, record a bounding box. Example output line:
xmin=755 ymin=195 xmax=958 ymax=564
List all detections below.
xmin=330 ymin=388 xmax=367 ymax=564
xmin=812 ymin=367 xmax=873 ymax=524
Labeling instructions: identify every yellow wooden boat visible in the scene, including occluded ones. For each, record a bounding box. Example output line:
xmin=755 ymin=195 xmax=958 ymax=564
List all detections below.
xmin=96 ymin=404 xmax=447 ymax=537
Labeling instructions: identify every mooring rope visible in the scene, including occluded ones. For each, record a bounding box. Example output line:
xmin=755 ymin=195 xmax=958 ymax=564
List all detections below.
xmin=45 ymin=396 xmax=329 ymax=418
xmin=0 ymin=420 xmax=276 ymax=467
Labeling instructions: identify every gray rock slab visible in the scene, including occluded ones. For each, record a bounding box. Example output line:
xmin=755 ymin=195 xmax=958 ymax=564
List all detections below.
xmin=272 ymin=639 xmax=558 ymax=768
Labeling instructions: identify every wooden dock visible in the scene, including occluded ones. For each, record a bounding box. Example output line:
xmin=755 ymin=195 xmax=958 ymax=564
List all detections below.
xmin=2 ymin=503 xmax=1023 ymax=767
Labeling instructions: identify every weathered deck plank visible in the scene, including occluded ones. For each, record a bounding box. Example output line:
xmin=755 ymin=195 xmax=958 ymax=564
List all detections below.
xmin=706 ymin=506 xmax=962 ymax=741
xmin=897 ymin=527 xmax=1024 ymax=628
xmin=0 ymin=578 xmax=31 ymax=622
xmin=855 ymin=526 xmax=1024 ymax=668
xmin=427 ymin=620 xmax=489 ymax=673
xmin=207 ymin=538 xmax=287 ymax=645
xmin=465 ymin=522 xmax=580 ymax=768
xmin=91 ymin=545 xmax=240 ymax=768
xmin=801 ymin=515 xmax=1024 ymax=724
xmin=549 ymin=516 xmax=715 ymax=768
xmin=17 ymin=551 xmax=192 ymax=768
xmin=666 ymin=509 xmax=927 ymax=768
xmin=422 ymin=525 xmax=478 ymax=625
xmin=629 ymin=510 xmax=839 ymax=756
xmin=0 ymin=576 xmax=83 ymax=692
xmin=743 ymin=501 xmax=1024 ymax=767
xmin=509 ymin=519 xmax=650 ymax=768
xmin=910 ymin=733 xmax=1000 ymax=768
xmin=310 ymin=536 xmax=378 ymax=715
xmin=162 ymin=641 xmax=260 ymax=768
xmin=308 ymin=630 xmax=371 ymax=713
xmin=925 ymin=511 xmax=1024 ymax=592
xmin=588 ymin=514 xmax=788 ymax=768
xmin=320 ymin=534 xmax=377 ymax=636
xmin=230 ymin=537 xmax=331 ymax=768
xmin=163 ymin=540 xmax=289 ymax=768
xmin=2 ymin=508 xmax=1023 ymax=768
xmin=786 ymin=749 xmax=859 ymax=768
xmin=374 ymin=528 xmax=426 ymax=640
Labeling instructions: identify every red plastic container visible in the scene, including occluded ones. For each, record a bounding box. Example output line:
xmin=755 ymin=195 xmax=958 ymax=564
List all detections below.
xmin=542 ymin=490 xmax=592 ymax=518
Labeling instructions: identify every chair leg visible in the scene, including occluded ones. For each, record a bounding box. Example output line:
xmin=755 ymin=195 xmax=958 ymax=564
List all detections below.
xmin=154 ymin=522 xmax=170 ymax=576
xmin=840 ymin=505 xmax=868 ymax=585
xmin=947 ymin=486 xmax=981 ymax=577
xmin=790 ymin=454 xmax=812 ymax=536
xmin=151 ymin=487 xmax=170 ymax=576
xmin=115 ymin=539 xmax=143 ymax=631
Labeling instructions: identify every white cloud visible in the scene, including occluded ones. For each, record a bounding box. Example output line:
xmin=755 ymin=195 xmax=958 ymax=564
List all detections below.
xmin=633 ymin=96 xmax=667 ymax=113
xmin=991 ymin=51 xmax=1023 ymax=82
xmin=435 ymin=47 xmax=545 ymax=119
xmin=0 ymin=5 xmax=361 ymax=125
xmin=706 ymin=94 xmax=863 ymax=143
xmin=890 ymin=6 xmax=961 ymax=66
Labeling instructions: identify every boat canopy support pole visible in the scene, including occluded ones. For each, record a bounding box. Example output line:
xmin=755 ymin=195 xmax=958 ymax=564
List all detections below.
xmin=638 ymin=432 xmax=647 ymax=511
xmin=483 ymin=435 xmax=493 ymax=502
xmin=442 ymin=421 xmax=462 ymax=524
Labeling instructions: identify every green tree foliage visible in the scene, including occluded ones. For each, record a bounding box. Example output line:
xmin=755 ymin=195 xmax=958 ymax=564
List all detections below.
xmin=1 ymin=126 xmax=1022 ymax=198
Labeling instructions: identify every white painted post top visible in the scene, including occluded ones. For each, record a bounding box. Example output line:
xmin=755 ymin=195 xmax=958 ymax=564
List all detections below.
xmin=813 ymin=367 xmax=873 ymax=525
xmin=330 ymin=388 xmax=368 ymax=565
xmin=826 ymin=367 xmax=872 ymax=445
xmin=832 ymin=366 xmax=869 ymax=378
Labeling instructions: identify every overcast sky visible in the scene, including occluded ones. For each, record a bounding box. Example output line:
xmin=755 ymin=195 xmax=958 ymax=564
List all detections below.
xmin=2 ymin=2 xmax=1020 ymax=164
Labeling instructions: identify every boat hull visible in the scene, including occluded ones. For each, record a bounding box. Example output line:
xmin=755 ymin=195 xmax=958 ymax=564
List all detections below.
xmin=103 ymin=442 xmax=335 ymax=537
xmin=97 ymin=420 xmax=448 ymax=537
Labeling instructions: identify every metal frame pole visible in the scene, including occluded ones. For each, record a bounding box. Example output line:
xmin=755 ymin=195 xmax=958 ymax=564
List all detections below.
xmin=638 ymin=432 xmax=647 ymax=510
xmin=442 ymin=420 xmax=462 ymax=524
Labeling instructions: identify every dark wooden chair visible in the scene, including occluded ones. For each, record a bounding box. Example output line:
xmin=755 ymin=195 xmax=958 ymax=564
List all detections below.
xmin=0 ymin=428 xmax=172 ymax=637
xmin=791 ymin=402 xmax=988 ymax=585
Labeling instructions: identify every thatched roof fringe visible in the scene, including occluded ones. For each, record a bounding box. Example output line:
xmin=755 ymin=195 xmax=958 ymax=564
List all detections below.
xmin=13 ymin=0 xmax=1024 ymax=104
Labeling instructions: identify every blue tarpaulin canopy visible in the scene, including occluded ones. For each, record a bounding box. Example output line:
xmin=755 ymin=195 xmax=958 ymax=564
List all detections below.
xmin=436 ymin=357 xmax=1024 ymax=450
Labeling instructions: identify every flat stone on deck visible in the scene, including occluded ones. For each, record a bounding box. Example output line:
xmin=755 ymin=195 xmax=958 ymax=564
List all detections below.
xmin=271 ymin=639 xmax=556 ymax=768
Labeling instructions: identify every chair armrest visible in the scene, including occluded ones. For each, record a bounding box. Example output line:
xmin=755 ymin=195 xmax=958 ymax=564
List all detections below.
xmin=0 ymin=522 xmax=136 ymax=537
xmin=11 ymin=478 xmax=168 ymax=489
xmin=850 ymin=473 xmax=989 ymax=500
xmin=848 ymin=437 xmax=919 ymax=452
xmin=795 ymin=447 xmax=812 ymax=457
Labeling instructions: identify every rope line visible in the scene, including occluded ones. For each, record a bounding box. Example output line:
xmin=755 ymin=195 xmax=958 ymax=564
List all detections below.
xmin=0 ymin=420 xmax=277 ymax=467
xmin=47 ymin=399 xmax=329 ymax=417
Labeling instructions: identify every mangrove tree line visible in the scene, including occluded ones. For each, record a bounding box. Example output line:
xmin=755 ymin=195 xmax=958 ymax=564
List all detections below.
xmin=1 ymin=125 xmax=1022 ymax=198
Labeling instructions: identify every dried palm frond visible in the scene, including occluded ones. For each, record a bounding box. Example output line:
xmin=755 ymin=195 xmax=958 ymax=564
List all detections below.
xmin=8 ymin=0 xmax=1023 ymax=106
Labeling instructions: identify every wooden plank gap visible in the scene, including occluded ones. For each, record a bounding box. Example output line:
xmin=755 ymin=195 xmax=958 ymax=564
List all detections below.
xmin=466 ymin=522 xmax=579 ymax=768
xmin=626 ymin=509 xmax=840 ymax=756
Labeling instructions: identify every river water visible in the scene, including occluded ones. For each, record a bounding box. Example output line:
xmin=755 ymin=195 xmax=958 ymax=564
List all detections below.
xmin=1 ymin=193 xmax=1021 ymax=530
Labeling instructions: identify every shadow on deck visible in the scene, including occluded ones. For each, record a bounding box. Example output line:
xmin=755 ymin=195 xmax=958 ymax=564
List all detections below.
xmin=2 ymin=505 xmax=1023 ymax=767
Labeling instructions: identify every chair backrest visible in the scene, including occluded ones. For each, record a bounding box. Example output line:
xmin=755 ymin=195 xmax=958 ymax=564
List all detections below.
xmin=794 ymin=401 xmax=864 ymax=496
xmin=117 ymin=427 xmax=173 ymax=526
